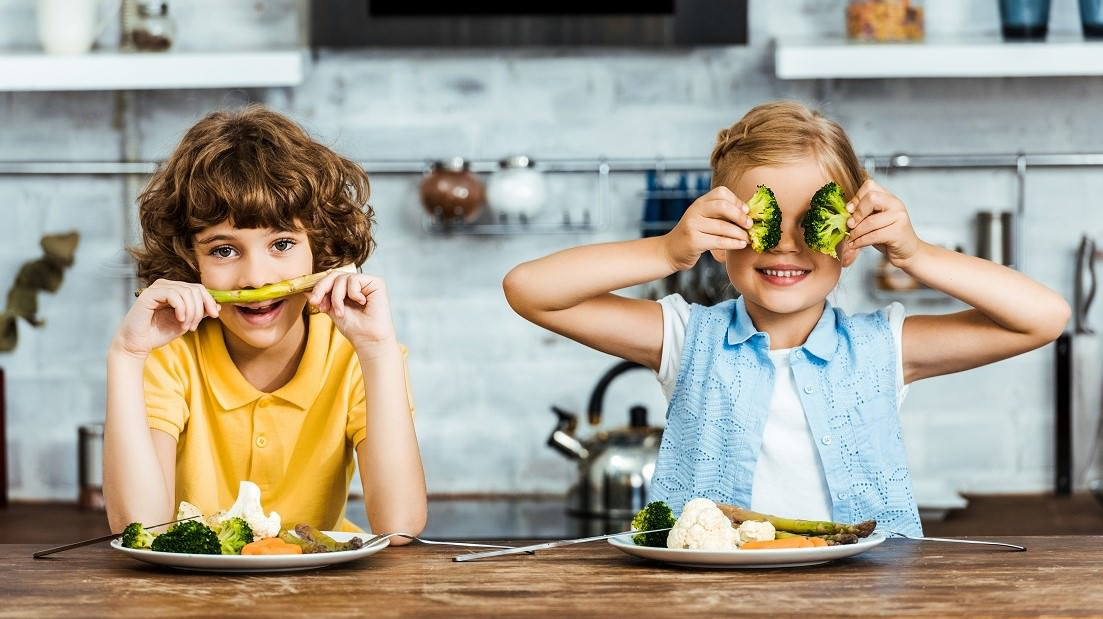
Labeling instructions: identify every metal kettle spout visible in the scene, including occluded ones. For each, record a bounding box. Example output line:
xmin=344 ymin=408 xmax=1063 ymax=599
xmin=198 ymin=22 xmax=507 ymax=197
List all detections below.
xmin=547 ymin=405 xmax=590 ymax=461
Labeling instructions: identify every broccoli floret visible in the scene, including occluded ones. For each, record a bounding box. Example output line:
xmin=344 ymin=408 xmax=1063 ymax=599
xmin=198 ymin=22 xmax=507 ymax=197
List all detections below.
xmin=745 ymin=184 xmax=782 ymax=253
xmin=120 ymin=522 xmax=156 ymax=550
xmin=801 ymin=181 xmax=850 ymax=258
xmin=215 ymin=517 xmax=254 ymax=555
xmin=631 ymin=501 xmax=677 ymax=547
xmin=150 ymin=520 xmax=221 ymax=555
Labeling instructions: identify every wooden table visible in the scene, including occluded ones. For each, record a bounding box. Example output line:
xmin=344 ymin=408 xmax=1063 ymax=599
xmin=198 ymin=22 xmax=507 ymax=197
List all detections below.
xmin=5 ymin=536 xmax=1103 ymax=617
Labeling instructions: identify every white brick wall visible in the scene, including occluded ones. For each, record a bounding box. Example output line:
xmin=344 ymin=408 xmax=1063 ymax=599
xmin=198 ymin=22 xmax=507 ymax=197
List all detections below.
xmin=0 ymin=0 xmax=1098 ymax=501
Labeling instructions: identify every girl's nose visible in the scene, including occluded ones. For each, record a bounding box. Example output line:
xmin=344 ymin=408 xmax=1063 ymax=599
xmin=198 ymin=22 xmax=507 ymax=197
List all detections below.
xmin=771 ymin=211 xmax=804 ymax=253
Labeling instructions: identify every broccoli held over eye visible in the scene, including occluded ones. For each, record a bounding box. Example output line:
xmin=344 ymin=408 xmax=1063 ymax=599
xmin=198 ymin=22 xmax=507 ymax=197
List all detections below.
xmin=120 ymin=522 xmax=156 ymax=550
xmin=802 ymin=181 xmax=850 ymax=258
xmin=149 ymin=520 xmax=221 ymax=555
xmin=215 ymin=517 xmax=254 ymax=555
xmin=630 ymin=501 xmax=676 ymax=547
xmin=745 ymin=184 xmax=782 ymax=253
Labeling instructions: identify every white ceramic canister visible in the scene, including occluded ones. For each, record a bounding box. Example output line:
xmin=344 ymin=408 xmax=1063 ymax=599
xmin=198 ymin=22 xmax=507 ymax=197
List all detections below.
xmin=486 ymin=155 xmax=547 ymax=221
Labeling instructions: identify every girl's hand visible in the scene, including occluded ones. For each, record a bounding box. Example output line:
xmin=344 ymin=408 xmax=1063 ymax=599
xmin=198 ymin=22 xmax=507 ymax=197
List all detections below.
xmin=662 ymin=186 xmax=753 ymax=271
xmin=307 ymin=271 xmax=398 ymax=353
xmin=840 ymin=179 xmax=921 ymax=268
xmin=113 ymin=279 xmax=220 ymax=357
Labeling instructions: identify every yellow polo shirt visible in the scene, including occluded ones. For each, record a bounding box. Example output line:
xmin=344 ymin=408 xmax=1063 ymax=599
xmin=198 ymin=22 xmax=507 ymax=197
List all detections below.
xmin=144 ymin=312 xmax=409 ymax=532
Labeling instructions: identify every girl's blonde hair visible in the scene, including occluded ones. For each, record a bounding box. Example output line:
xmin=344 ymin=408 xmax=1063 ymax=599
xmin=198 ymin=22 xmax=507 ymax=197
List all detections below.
xmin=130 ymin=104 xmax=374 ymax=286
xmin=710 ymin=101 xmax=866 ymax=199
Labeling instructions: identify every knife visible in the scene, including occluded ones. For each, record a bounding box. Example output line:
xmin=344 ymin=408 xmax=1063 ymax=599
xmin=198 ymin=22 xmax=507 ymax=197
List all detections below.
xmin=452 ymin=528 xmax=672 ymax=562
xmin=32 ymin=515 xmax=202 ymax=558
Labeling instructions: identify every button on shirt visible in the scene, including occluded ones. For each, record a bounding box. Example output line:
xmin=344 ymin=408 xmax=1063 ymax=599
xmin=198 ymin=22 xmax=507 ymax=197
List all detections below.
xmin=144 ymin=312 xmax=414 ymax=532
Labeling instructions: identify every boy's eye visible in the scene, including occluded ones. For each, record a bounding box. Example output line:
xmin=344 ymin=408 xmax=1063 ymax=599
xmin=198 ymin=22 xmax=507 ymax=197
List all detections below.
xmin=273 ymin=239 xmax=296 ymax=252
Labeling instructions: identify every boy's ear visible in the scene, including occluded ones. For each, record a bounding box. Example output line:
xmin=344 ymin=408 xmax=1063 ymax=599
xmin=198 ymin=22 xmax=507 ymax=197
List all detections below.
xmin=709 ymin=249 xmax=726 ymax=263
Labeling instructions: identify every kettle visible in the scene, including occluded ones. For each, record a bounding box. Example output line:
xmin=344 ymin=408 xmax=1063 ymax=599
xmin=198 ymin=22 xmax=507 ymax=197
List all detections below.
xmin=547 ymin=361 xmax=664 ymax=526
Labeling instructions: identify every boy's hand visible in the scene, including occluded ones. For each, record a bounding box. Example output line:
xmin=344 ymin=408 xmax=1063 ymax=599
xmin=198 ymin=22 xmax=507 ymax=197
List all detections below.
xmin=662 ymin=186 xmax=753 ymax=271
xmin=307 ymin=271 xmax=398 ymax=355
xmin=114 ymin=279 xmax=220 ymax=358
xmin=840 ymin=179 xmax=921 ymax=268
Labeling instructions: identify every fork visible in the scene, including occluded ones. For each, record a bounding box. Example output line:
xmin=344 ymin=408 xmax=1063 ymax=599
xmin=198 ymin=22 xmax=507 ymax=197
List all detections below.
xmin=879 ymin=529 xmax=1026 ymax=551
xmin=361 ymin=532 xmax=518 ymax=551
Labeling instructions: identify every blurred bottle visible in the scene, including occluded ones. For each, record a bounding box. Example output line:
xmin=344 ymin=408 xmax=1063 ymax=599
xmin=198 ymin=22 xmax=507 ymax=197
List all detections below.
xmin=998 ymin=0 xmax=1051 ymax=41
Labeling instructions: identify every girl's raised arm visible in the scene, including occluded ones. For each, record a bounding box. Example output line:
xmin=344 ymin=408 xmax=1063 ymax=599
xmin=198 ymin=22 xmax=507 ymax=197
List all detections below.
xmin=843 ymin=180 xmax=1070 ymax=383
xmin=897 ymin=243 xmax=1069 ymax=383
xmin=503 ymin=187 xmax=752 ymax=370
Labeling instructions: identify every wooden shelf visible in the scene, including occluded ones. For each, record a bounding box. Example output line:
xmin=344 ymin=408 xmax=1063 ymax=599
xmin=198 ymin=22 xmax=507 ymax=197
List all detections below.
xmin=0 ymin=49 xmax=306 ymax=91
xmin=775 ymin=35 xmax=1103 ymax=79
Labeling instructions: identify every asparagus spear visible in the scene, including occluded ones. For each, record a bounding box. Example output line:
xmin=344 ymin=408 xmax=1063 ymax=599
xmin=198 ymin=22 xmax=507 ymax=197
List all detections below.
xmin=293 ymin=523 xmax=363 ymax=553
xmin=717 ymin=503 xmax=876 ymax=538
xmin=133 ymin=270 xmax=334 ymax=304
xmin=775 ymin=530 xmax=860 ymax=546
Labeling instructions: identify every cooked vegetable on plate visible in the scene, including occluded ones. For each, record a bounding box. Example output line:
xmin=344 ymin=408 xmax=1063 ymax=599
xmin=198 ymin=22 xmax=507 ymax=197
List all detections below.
xmin=631 ymin=498 xmax=876 ymax=551
xmin=120 ymin=481 xmax=363 ymax=556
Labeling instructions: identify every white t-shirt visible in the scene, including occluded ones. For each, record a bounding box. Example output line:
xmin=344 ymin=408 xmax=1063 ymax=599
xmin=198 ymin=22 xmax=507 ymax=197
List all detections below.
xmin=655 ymin=294 xmax=908 ymax=520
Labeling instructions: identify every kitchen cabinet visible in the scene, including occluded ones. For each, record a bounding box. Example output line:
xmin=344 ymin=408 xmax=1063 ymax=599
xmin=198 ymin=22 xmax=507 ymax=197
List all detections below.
xmin=0 ymin=49 xmax=306 ymax=91
xmin=776 ymin=35 xmax=1103 ymax=79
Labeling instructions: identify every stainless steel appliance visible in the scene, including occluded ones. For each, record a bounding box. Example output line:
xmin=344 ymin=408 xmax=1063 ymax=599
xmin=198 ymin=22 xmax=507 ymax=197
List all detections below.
xmin=546 ymin=361 xmax=663 ymax=535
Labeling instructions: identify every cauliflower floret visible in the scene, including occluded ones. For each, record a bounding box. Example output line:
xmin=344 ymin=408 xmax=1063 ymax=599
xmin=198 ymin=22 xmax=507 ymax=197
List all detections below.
xmin=736 ymin=520 xmax=777 ymax=546
xmin=175 ymin=500 xmax=204 ymax=522
xmin=666 ymin=498 xmax=739 ymax=551
xmin=222 ymin=481 xmax=281 ymax=540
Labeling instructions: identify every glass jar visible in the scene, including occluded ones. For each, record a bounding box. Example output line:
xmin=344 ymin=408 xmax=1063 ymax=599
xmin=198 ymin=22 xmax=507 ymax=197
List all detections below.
xmin=129 ymin=0 xmax=175 ymax=52
xmin=846 ymin=0 xmax=925 ymax=42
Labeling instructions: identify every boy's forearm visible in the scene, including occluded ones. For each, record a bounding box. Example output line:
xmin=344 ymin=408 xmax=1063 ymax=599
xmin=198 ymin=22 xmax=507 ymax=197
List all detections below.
xmin=900 ymin=242 xmax=1069 ymax=338
xmin=504 ymin=236 xmax=676 ymax=313
xmin=356 ymin=343 xmax=427 ymax=538
xmin=103 ymin=349 xmax=174 ymax=531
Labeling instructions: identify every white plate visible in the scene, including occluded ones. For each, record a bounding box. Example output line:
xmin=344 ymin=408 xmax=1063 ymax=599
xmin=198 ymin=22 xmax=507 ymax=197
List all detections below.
xmin=608 ymin=532 xmax=887 ymax=569
xmin=111 ymin=532 xmax=388 ymax=573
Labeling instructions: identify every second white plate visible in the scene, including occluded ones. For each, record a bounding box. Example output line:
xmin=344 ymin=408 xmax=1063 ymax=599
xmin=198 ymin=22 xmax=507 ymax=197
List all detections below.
xmin=608 ymin=532 xmax=886 ymax=568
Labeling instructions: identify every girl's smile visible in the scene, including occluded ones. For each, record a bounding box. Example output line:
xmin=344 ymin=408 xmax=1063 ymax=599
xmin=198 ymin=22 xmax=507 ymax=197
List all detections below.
xmin=755 ymin=263 xmax=812 ymax=287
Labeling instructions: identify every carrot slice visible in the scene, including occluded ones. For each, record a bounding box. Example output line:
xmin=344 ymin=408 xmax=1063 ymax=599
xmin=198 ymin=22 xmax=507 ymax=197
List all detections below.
xmin=741 ymin=537 xmax=815 ymax=550
xmin=241 ymin=537 xmax=304 ymax=555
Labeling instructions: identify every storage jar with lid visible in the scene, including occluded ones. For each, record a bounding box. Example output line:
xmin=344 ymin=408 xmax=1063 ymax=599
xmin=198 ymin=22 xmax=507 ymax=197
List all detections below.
xmin=486 ymin=155 xmax=547 ymax=222
xmin=419 ymin=157 xmax=486 ymax=223
xmin=846 ymin=0 xmax=924 ymax=42
xmin=128 ymin=0 xmax=175 ymax=51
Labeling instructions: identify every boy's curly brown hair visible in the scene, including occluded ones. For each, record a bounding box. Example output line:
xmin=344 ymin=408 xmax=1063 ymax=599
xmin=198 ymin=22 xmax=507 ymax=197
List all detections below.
xmin=130 ymin=104 xmax=374 ymax=286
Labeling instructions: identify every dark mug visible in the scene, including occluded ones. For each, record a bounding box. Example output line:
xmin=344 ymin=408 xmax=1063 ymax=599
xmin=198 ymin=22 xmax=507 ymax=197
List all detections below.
xmin=998 ymin=0 xmax=1051 ymax=40
xmin=1082 ymin=0 xmax=1103 ymax=38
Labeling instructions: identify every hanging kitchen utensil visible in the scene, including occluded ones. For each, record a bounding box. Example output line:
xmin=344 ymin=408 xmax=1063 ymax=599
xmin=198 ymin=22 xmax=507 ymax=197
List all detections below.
xmin=1058 ymin=235 xmax=1103 ymax=496
xmin=1071 ymin=235 xmax=1103 ymax=504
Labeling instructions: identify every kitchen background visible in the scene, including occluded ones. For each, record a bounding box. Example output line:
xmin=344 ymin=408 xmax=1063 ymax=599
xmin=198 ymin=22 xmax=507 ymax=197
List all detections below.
xmin=1 ymin=0 xmax=1101 ymax=525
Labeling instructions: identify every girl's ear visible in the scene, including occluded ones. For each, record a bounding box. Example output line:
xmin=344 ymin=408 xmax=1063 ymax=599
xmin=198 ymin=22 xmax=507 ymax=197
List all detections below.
xmin=838 ymin=242 xmax=859 ymax=267
xmin=709 ymin=249 xmax=726 ymax=263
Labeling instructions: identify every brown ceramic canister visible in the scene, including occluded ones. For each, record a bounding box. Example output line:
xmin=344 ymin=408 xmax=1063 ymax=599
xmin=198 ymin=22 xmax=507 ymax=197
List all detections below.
xmin=419 ymin=157 xmax=486 ymax=223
